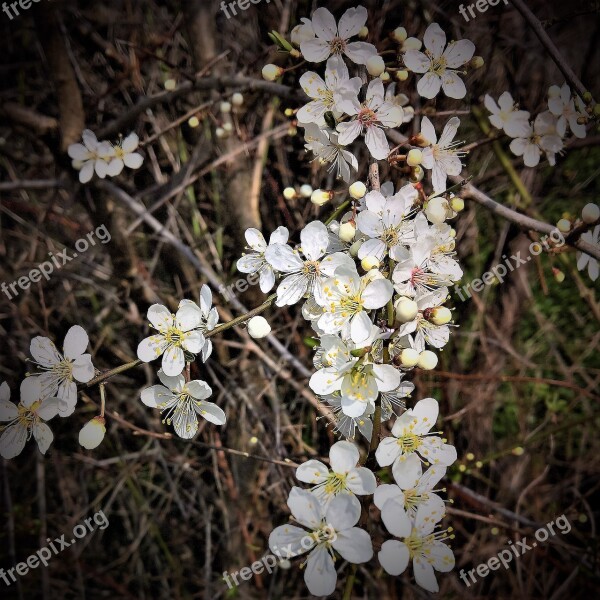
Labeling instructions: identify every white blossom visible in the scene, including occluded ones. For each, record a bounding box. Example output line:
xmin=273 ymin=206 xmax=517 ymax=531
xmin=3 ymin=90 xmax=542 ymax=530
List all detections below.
xmin=403 ymin=23 xmax=475 ymax=99
xmin=67 ymin=130 xmax=114 ymax=184
xmin=547 ymin=83 xmax=587 ymax=139
xmin=484 ymin=92 xmax=531 ymax=138
xmin=106 ymin=132 xmax=144 ymax=176
xmin=300 ymin=6 xmax=377 ymax=65
xmin=576 ymin=225 xmax=599 ymax=281
xmin=141 ymin=369 xmax=225 ymax=438
xmin=509 ymin=111 xmax=566 ymax=167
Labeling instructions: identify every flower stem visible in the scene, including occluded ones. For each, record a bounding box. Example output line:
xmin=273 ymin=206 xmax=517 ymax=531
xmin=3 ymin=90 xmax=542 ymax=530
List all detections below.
xmin=325 ymin=200 xmax=351 ymax=225
xmin=342 ymin=564 xmax=357 ymax=600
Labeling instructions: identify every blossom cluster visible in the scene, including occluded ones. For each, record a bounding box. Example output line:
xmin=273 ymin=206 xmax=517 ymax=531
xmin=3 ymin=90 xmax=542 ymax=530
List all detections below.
xmin=484 ymin=83 xmax=589 ymax=167
xmin=68 ymin=129 xmax=144 ymax=183
xmin=254 ymin=6 xmax=466 ymax=594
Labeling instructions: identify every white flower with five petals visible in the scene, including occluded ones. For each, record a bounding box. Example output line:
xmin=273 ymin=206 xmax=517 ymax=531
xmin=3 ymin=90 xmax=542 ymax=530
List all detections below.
xmin=178 ymin=285 xmax=219 ymax=362
xmin=0 ymin=379 xmax=59 ymax=459
xmin=509 ymin=111 xmax=565 ymax=167
xmin=576 ymin=225 xmax=599 ymax=282
xmin=269 ymin=487 xmax=373 ymax=596
xmin=375 ymin=398 xmax=457 ymax=488
xmin=378 ymin=500 xmax=454 ymax=592
xmin=237 ymin=227 xmax=289 ymax=293
xmin=296 ymin=440 xmax=376 ymax=505
xmin=403 ymin=23 xmax=475 ymax=99
xmin=141 ymin=369 xmax=225 ymax=438
xmin=336 ymin=78 xmax=404 ymax=160
xmin=67 ymin=130 xmax=113 ymax=184
xmin=265 ymin=221 xmax=354 ymax=306
xmin=137 ymin=303 xmax=206 ymax=376
xmin=28 ymin=325 xmax=95 ymax=417
xmin=300 ymin=6 xmax=377 ymax=65
xmin=106 ymin=132 xmax=144 ymax=176
xmin=484 ymin=92 xmax=531 ymax=138
xmin=548 ymin=83 xmax=587 ymax=139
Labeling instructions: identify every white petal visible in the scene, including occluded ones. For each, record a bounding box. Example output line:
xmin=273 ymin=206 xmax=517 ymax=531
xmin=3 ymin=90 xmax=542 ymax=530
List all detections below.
xmin=36 ymin=397 xmax=60 ymax=421
xmin=344 ymin=42 xmax=378 ymax=65
xmin=309 ymin=367 xmax=343 ymax=395
xmin=33 ymin=422 xmax=54 ymax=454
xmin=325 ymin=493 xmax=361 ymax=530
xmin=336 ymin=120 xmax=363 ymax=146
xmin=381 ymin=498 xmax=413 ymax=537
xmin=372 ymin=364 xmax=401 ymax=392
xmin=161 ymin=345 xmax=185 ymax=376
xmin=305 ymin=545 xmax=337 ymax=596
xmin=373 ymin=483 xmax=403 ymax=509
xmin=141 ymin=385 xmax=172 ymax=408
xmin=265 ymin=244 xmax=303 ymax=273
xmin=176 ymin=304 xmax=202 ymax=331
xmin=71 ymin=354 xmax=95 ymax=383
xmin=379 ymin=540 xmax=410 ymax=575
xmin=269 ymin=226 xmax=289 ymax=246
xmin=20 ymin=376 xmax=42 ymax=407
xmin=79 ymin=161 xmax=95 ymax=184
xmin=365 ymin=126 xmax=390 ymax=160
xmin=275 ymin=273 xmax=309 ymax=307
xmin=301 ymin=221 xmax=329 ymax=261
xmin=441 ymin=71 xmax=467 ymax=100
xmin=182 ymin=331 xmax=205 ymax=354
xmin=0 ymin=389 xmax=17 ymax=422
xmin=124 ymin=153 xmax=144 ymax=169
xmin=331 ymin=526 xmax=373 ymax=563
xmin=288 ymin=486 xmax=324 ymax=529
xmin=424 ymin=23 xmax=446 ymax=57
xmin=137 ymin=335 xmax=168 ymax=363
xmin=296 ymin=459 xmax=329 ymax=484
xmin=0 ymin=424 xmax=28 ymax=459
xmin=329 ymin=440 xmax=359 ymax=473
xmin=311 ymin=7 xmax=337 ymax=41
xmin=346 ymin=467 xmax=377 ymax=495
xmin=375 ymin=436 xmax=401 ymax=467
xmin=195 ymin=400 xmax=226 ymax=425
xmin=300 ymin=38 xmax=331 ymax=63
xmin=443 ymin=39 xmax=475 ymax=68
xmin=392 ymin=453 xmax=423 ymax=488
xmin=414 ymin=557 xmax=439 ymax=593
xmin=187 ymin=379 xmax=212 ymax=400
xmin=147 ymin=304 xmax=173 ymax=330
xmin=404 ymin=50 xmax=430 ymax=73
xmin=417 ymin=73 xmax=442 ymax=99
xmin=362 ymin=279 xmax=393 ymax=309
xmin=338 ymin=6 xmax=367 ymax=39
xmin=429 ymin=541 xmax=455 ymax=572
xmin=30 ymin=336 xmax=61 ymax=367
xmin=269 ymin=524 xmax=312 ymax=559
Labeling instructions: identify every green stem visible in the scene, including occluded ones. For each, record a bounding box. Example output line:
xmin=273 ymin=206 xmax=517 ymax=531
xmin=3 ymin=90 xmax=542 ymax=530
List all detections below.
xmin=342 ymin=564 xmax=357 ymax=600
xmin=325 ymin=199 xmax=351 ymax=225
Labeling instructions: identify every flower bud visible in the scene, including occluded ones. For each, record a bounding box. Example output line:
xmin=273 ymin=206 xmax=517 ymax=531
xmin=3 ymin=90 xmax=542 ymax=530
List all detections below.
xmin=164 ymin=78 xmax=177 ymax=91
xmin=394 ymin=297 xmax=418 ymax=323
xmin=583 ymin=91 xmax=593 ymax=104
xmin=470 ymin=56 xmax=484 ymax=69
xmin=361 ymin=256 xmax=380 ymax=271
xmin=284 ymin=108 xmax=295 ymax=117
xmin=349 ymin=239 xmax=364 ymax=257
xmin=248 ymin=316 xmax=271 ymax=339
xmin=380 ymin=71 xmax=390 ymax=82
xmin=291 ymin=22 xmax=315 ymax=46
xmin=279 ymin=558 xmax=292 ymax=570
xmin=406 ymin=149 xmax=423 ymax=167
xmin=358 ymin=26 xmax=369 ymax=39
xmin=553 ymin=268 xmax=565 ymax=283
xmin=450 ymin=197 xmax=465 ymax=212
xmin=400 ymin=348 xmax=420 ymax=367
xmin=262 ymin=64 xmax=284 ymax=81
xmin=409 ymin=165 xmax=424 ymax=183
xmin=338 ymin=222 xmax=357 ymax=242
xmin=392 ymin=27 xmax=407 ymax=43
xmin=403 ymin=37 xmax=422 ymax=51
xmin=79 ymin=416 xmax=106 ymax=450
xmin=299 ymin=184 xmax=313 ymax=198
xmin=425 ymin=197 xmax=449 ymax=224
xmin=220 ymin=101 xmax=232 ymax=114
xmin=417 ymin=350 xmax=438 ymax=370
xmin=349 ymin=181 xmax=367 ymax=199
xmin=396 ymin=70 xmax=409 ymax=82
xmin=366 ymin=55 xmax=386 ymax=77
xmin=231 ymin=93 xmax=244 ymax=107
xmin=310 ymin=189 xmax=332 ymax=206
xmin=283 ymin=187 xmax=297 ymax=200
xmin=425 ymin=306 xmax=452 ymax=325
xmin=188 ymin=116 xmax=200 ymax=128
xmin=222 ymin=122 xmax=233 ymax=133
xmin=582 ymin=202 xmax=600 ymax=223
xmin=215 ymin=127 xmax=226 ymax=139
xmin=556 ymin=218 xmax=571 ymax=233
xmin=547 ymin=85 xmax=561 ymax=98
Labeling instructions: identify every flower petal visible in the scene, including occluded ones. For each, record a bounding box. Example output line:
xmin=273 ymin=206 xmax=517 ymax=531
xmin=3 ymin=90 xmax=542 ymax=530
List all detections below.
xmin=379 ymin=540 xmax=410 ymax=575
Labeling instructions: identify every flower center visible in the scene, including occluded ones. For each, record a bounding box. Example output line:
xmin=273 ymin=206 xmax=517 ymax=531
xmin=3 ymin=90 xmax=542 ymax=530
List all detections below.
xmin=302 ymin=260 xmax=321 ymax=277
xmin=404 ymin=531 xmax=426 ymax=558
xmin=52 ymin=360 xmax=74 ymax=381
xmin=428 ymin=53 xmax=448 ymax=75
xmin=164 ymin=326 xmax=186 ymax=346
xmin=382 ymin=227 xmax=400 ymax=247
xmin=323 ymin=472 xmax=348 ymax=496
xmin=339 ymin=294 xmax=364 ymax=315
xmin=396 ymin=431 xmax=422 ymax=453
xmin=358 ymin=107 xmax=377 ymax=127
xmin=329 ymin=36 xmax=346 ymax=54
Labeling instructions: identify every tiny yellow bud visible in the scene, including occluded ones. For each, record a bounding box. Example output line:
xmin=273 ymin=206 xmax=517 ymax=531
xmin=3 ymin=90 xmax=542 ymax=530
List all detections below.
xmin=512 ymin=446 xmax=525 ymax=456
xmin=406 ymin=148 xmax=423 ymax=167
xmin=403 ymin=37 xmax=422 ymax=51
xmin=220 ymin=101 xmax=232 ymax=114
xmin=361 ymin=256 xmax=380 ymax=271
xmin=471 ymin=56 xmax=484 ymax=69
xmin=400 ymin=348 xmax=420 ymax=367
xmin=556 ymin=218 xmax=571 ymax=233
xmin=299 ymin=184 xmax=313 ymax=198
xmin=429 ymin=306 xmax=452 ymax=326
xmin=475 ymin=461 xmax=483 ymax=468
xmin=451 ymin=197 xmax=465 ymax=212
xmin=392 ymin=27 xmax=407 ymax=43
xmin=311 ymin=189 xmax=332 ymax=206
xmin=417 ymin=350 xmax=438 ymax=370
xmin=349 ymin=181 xmax=367 ymax=199
xmin=466 ymin=452 xmax=475 ymax=461
xmin=338 ymin=222 xmax=356 ymax=242
xmin=248 ymin=316 xmax=271 ymax=339
xmin=553 ymin=269 xmax=565 ymax=283
xmin=396 ymin=69 xmax=409 ymax=82
xmin=358 ymin=26 xmax=369 ymax=39
xmin=262 ymin=64 xmax=284 ymax=81
xmin=366 ymin=55 xmax=386 ymax=77
xmin=164 ymin=78 xmax=177 ymax=91
xmin=582 ymin=202 xmax=600 ymax=223
xmin=284 ymin=108 xmax=295 ymax=117
xmin=231 ymin=93 xmax=244 ymax=107
xmin=380 ymin=71 xmax=390 ymax=82
xmin=394 ymin=297 xmax=418 ymax=323
xmin=188 ymin=116 xmax=200 ymax=128
xmin=283 ymin=187 xmax=297 ymax=201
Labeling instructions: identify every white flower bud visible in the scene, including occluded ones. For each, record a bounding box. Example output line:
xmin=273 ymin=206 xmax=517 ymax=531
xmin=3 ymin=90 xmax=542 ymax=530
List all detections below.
xmin=582 ymin=203 xmax=600 ymax=223
xmin=409 ymin=165 xmax=424 ymax=183
xmin=338 ymin=222 xmax=356 ymax=242
xmin=349 ymin=239 xmax=364 ymax=257
xmin=349 ymin=181 xmax=367 ymax=199
xmin=548 ymin=85 xmax=561 ymax=98
xmin=392 ymin=27 xmax=407 ymax=43
xmin=451 ymin=197 xmax=465 ymax=212
xmin=188 ymin=116 xmax=200 ymax=128
xmin=247 ymin=316 xmax=271 ymax=339
xmin=428 ymin=306 xmax=452 ymax=326
xmin=79 ymin=416 xmax=106 ymax=450
xmin=396 ymin=70 xmax=409 ymax=81
xmin=310 ymin=189 xmax=332 ymax=206
xmin=394 ymin=297 xmax=419 ymax=323
xmin=400 ymin=348 xmax=420 ymax=367
xmin=425 ymin=197 xmax=448 ymax=224
xmin=361 ymin=256 xmax=380 ymax=271
xmin=291 ymin=22 xmax=315 ymax=46
xmin=262 ymin=64 xmax=283 ymax=81
xmin=220 ymin=101 xmax=232 ymax=114
xmin=417 ymin=350 xmax=438 ymax=370
xmin=231 ymin=93 xmax=244 ymax=107
xmin=556 ymin=218 xmax=571 ymax=233
xmin=406 ymin=149 xmax=423 ymax=167
xmin=366 ymin=55 xmax=385 ymax=77
xmin=278 ymin=558 xmax=292 ymax=570
xmin=403 ymin=37 xmax=422 ymax=51
xmin=222 ymin=122 xmax=233 ymax=133
xmin=164 ymin=78 xmax=177 ymax=91
xmin=358 ymin=26 xmax=369 ymax=39
xmin=283 ymin=187 xmax=297 ymax=200
xmin=215 ymin=127 xmax=226 ymax=139
xmin=299 ymin=184 xmax=313 ymax=198
xmin=380 ymin=72 xmax=390 ymax=82
xmin=471 ymin=56 xmax=484 ymax=69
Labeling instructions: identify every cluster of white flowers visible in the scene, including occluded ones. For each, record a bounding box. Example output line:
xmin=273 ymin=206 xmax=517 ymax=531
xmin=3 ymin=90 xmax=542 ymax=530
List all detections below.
xmin=136 ymin=285 xmax=227 ymax=437
xmin=68 ymin=130 xmax=144 ymax=183
xmin=485 ymin=83 xmax=589 ymax=167
xmin=0 ymin=326 xmax=96 ymax=458
xmin=254 ymin=7 xmax=466 ymax=594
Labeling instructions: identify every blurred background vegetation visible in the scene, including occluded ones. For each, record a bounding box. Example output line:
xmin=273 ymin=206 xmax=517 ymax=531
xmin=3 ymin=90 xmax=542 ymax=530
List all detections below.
xmin=0 ymin=0 xmax=598 ymax=598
